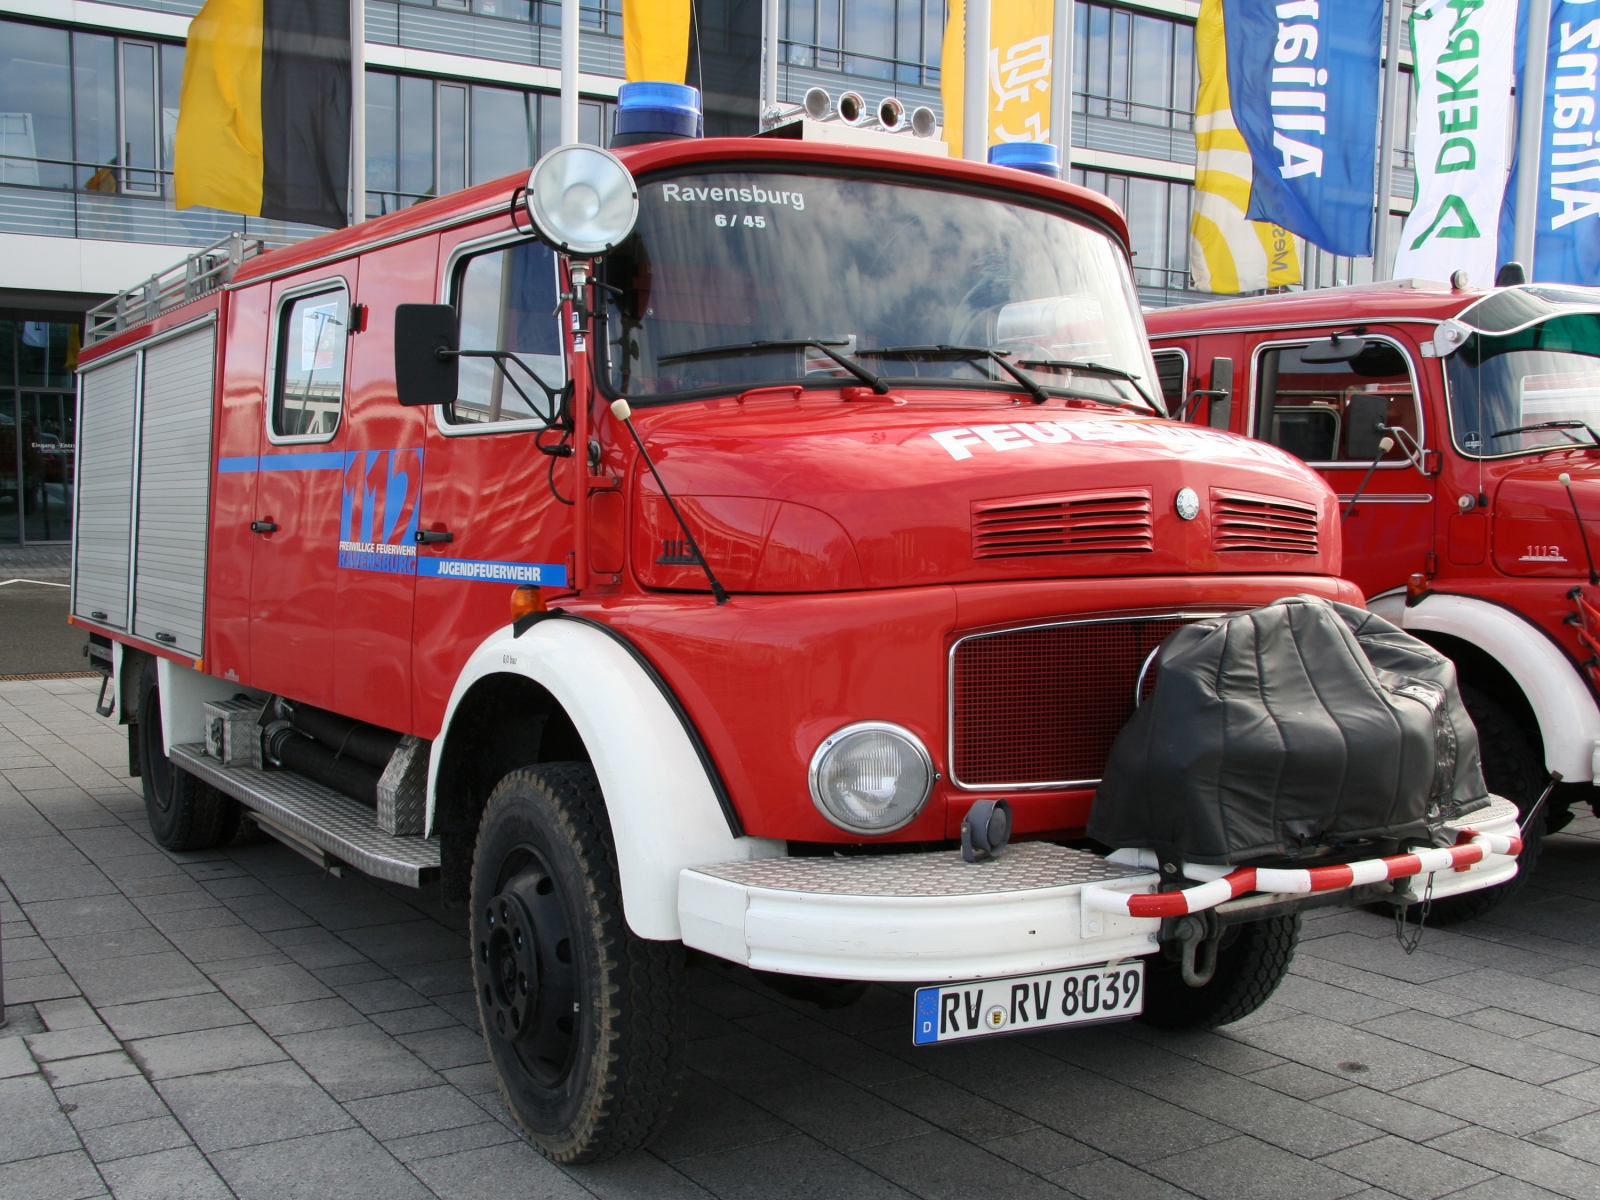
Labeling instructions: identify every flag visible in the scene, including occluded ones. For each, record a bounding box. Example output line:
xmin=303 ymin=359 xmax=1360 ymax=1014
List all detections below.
xmin=624 ymin=0 xmax=692 ymax=84
xmin=941 ymin=0 xmax=1054 ymax=159
xmin=1190 ymin=0 xmax=1301 ymax=292
xmin=1395 ymin=0 xmax=1516 ymax=283
xmin=1223 ymin=0 xmax=1384 ymax=259
xmin=1526 ymin=0 xmax=1600 ymax=284
xmin=174 ymin=0 xmax=351 ymax=229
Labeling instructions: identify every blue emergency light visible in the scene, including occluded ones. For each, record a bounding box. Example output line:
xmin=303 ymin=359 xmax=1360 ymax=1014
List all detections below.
xmin=987 ymin=142 xmax=1061 ymax=179
xmin=611 ymin=82 xmax=703 ymax=148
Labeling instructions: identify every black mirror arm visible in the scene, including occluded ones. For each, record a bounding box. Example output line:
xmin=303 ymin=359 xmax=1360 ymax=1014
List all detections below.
xmin=1180 ymin=388 xmax=1228 ymax=422
xmin=438 ymin=348 xmax=567 ymax=425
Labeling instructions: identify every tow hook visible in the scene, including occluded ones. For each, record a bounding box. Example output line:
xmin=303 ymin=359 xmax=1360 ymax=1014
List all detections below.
xmin=1166 ymin=911 xmax=1223 ymax=987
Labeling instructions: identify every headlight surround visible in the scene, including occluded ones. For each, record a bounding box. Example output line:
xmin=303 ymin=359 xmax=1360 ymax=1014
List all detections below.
xmin=525 ymin=143 xmax=639 ymax=256
xmin=808 ymin=722 xmax=935 ymax=835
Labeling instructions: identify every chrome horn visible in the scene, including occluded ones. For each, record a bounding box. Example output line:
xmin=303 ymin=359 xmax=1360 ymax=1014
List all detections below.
xmin=836 ymin=91 xmax=868 ymax=125
xmin=877 ymin=96 xmax=906 ymax=132
xmin=803 ymin=87 xmax=833 ymax=121
xmin=910 ymin=106 xmax=939 ymax=138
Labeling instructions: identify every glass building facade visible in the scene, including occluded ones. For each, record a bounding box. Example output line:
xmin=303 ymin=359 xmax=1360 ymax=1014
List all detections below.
xmin=0 ymin=0 xmax=1417 ymax=538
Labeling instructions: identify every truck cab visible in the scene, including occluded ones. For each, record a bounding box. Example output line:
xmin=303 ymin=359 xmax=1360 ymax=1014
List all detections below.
xmin=1147 ymin=280 xmax=1600 ymax=907
xmin=72 ymin=120 xmax=1520 ymax=1163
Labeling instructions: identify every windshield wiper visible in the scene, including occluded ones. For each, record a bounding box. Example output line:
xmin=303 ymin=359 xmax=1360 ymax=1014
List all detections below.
xmin=864 ymin=345 xmax=1049 ymax=404
xmin=1016 ymin=357 xmax=1157 ymax=411
xmin=1491 ymin=419 xmax=1600 ymax=447
xmin=658 ymin=338 xmax=889 ymax=394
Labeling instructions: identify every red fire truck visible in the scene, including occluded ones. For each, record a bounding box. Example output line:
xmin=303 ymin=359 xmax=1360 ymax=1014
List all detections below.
xmin=1145 ymin=280 xmax=1600 ymax=918
xmin=71 ymin=108 xmax=1518 ymax=1162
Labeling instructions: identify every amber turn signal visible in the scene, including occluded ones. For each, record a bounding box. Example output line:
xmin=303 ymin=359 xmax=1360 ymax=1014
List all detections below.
xmin=1406 ymin=572 xmax=1430 ymax=606
xmin=510 ymin=585 xmax=546 ymax=622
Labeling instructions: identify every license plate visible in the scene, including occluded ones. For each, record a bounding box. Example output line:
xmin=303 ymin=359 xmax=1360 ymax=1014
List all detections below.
xmin=912 ymin=961 xmax=1144 ymax=1045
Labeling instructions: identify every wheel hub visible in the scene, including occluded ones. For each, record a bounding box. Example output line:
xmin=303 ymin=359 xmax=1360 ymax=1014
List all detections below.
xmin=476 ymin=854 xmax=578 ymax=1085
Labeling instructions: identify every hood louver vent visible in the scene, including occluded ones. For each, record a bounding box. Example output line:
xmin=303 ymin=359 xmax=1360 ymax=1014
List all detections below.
xmin=973 ymin=489 xmax=1154 ymax=559
xmin=1212 ymin=489 xmax=1319 ymax=554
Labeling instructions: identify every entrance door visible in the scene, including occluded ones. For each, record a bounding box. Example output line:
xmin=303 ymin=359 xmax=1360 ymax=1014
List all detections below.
xmin=249 ymin=269 xmax=356 ymax=710
xmin=20 ymin=391 xmax=76 ymax=543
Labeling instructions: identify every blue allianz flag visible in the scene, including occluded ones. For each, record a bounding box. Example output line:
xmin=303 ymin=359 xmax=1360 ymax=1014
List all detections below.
xmin=1530 ymin=0 xmax=1600 ymax=283
xmin=1223 ymin=0 xmax=1384 ymax=257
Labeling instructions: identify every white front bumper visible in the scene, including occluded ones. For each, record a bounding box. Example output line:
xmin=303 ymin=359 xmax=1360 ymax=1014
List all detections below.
xmin=678 ymin=843 xmax=1161 ymax=983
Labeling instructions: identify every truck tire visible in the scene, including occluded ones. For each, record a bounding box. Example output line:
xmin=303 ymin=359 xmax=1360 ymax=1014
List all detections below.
xmin=1139 ymin=914 xmax=1299 ymax=1031
xmin=137 ymin=659 xmax=240 ymax=851
xmin=471 ymin=763 xmax=685 ymax=1164
xmin=1424 ymin=686 xmax=1546 ymax=926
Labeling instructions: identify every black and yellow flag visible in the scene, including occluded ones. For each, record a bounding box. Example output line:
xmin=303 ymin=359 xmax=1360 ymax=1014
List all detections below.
xmin=175 ymin=0 xmax=351 ymax=229
xmin=623 ymin=0 xmax=691 ymax=84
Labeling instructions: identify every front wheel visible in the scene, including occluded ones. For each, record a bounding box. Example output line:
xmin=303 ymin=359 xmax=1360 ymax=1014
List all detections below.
xmin=1424 ymin=686 xmax=1546 ymax=926
xmin=137 ymin=659 xmax=240 ymax=851
xmin=471 ymin=764 xmax=685 ymax=1163
xmin=1139 ymin=914 xmax=1299 ymax=1031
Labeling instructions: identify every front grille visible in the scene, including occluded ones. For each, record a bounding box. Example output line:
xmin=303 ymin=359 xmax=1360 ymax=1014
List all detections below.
xmin=972 ymin=489 xmax=1153 ymax=559
xmin=1212 ymin=489 xmax=1319 ymax=554
xmin=951 ymin=616 xmax=1189 ymax=787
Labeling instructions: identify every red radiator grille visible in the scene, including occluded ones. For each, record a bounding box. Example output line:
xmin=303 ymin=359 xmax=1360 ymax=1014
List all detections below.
xmin=972 ymin=490 xmax=1153 ymax=559
xmin=952 ymin=617 xmax=1188 ymax=787
xmin=1211 ymin=489 xmax=1319 ymax=555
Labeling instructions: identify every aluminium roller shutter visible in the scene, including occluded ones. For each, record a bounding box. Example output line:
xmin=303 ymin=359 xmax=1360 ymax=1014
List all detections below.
xmin=131 ymin=324 xmax=216 ymax=656
xmin=72 ymin=355 xmax=139 ymax=630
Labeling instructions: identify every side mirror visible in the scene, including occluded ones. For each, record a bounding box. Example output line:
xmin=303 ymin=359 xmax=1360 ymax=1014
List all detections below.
xmin=1208 ymin=357 xmax=1233 ymax=429
xmin=1346 ymin=393 xmax=1390 ymax=460
xmin=394 ymin=304 xmax=458 ymax=407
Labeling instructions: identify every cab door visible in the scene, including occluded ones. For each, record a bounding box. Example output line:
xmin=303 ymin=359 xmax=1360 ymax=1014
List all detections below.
xmin=412 ymin=226 xmax=575 ymax=736
xmin=331 ymin=237 xmax=438 ymax=732
xmin=249 ymin=267 xmax=357 ymax=710
xmin=1245 ymin=329 xmax=1436 ymax=596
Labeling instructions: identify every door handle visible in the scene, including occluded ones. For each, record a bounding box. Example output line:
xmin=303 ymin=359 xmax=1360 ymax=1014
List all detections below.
xmin=250 ymin=521 xmax=278 ymax=533
xmin=415 ymin=530 xmax=453 ymax=544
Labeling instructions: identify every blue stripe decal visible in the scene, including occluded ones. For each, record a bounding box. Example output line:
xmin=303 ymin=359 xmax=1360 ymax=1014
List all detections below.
xmin=260 ymin=451 xmax=347 ymax=471
xmin=417 ymin=557 xmax=568 ymax=586
xmin=217 ymin=456 xmax=259 ymax=473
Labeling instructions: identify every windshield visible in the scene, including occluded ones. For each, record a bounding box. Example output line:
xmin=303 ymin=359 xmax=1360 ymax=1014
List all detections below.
xmin=599 ymin=170 xmax=1160 ymax=412
xmin=1446 ymin=314 xmax=1600 ymax=456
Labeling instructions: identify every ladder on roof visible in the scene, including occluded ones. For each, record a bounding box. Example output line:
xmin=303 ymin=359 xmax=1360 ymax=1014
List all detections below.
xmin=86 ymin=232 xmax=267 ymax=345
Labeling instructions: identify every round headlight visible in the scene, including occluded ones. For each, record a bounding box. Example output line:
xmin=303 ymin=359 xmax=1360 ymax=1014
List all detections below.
xmin=525 ymin=144 xmax=639 ymax=257
xmin=808 ymin=722 xmax=935 ymax=835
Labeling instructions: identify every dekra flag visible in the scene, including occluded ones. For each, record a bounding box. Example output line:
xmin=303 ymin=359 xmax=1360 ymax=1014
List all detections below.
xmin=174 ymin=0 xmax=351 ymax=229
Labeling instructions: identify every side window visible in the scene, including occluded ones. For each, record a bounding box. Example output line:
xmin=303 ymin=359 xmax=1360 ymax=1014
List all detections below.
xmin=273 ymin=288 xmax=348 ymax=439
xmin=1152 ymin=349 xmax=1186 ymax=416
xmin=447 ymin=240 xmax=564 ymax=427
xmin=1254 ymin=340 xmax=1419 ymax=465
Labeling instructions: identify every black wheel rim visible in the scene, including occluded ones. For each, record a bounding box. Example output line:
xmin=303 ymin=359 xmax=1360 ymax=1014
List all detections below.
xmin=476 ymin=846 xmax=578 ymax=1088
xmin=141 ymin=687 xmax=174 ymax=814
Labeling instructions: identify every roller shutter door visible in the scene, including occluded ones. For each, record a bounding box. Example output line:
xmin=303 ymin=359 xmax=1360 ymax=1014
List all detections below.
xmin=72 ymin=355 xmax=138 ymax=629
xmin=132 ymin=324 xmax=216 ymax=655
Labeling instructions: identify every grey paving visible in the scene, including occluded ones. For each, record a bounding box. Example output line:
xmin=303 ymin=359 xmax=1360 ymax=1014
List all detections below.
xmin=9 ymin=679 xmax=1600 ymax=1199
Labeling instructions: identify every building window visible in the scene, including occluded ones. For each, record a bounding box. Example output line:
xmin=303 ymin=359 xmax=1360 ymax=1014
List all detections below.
xmin=365 ymin=72 xmax=614 ymax=217
xmin=1071 ymin=168 xmax=1192 ymax=294
xmin=784 ymin=0 xmax=949 ymax=86
xmin=400 ymin=0 xmax=622 ymax=33
xmin=0 ymin=19 xmax=184 ymax=198
xmin=1074 ymin=3 xmax=1194 ymax=131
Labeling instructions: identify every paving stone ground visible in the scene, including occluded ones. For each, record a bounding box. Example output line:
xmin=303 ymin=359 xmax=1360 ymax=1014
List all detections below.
xmin=6 ymin=678 xmax=1600 ymax=1199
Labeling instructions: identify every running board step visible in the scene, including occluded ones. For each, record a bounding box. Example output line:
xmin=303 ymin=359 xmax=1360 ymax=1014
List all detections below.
xmin=170 ymin=743 xmax=440 ymax=887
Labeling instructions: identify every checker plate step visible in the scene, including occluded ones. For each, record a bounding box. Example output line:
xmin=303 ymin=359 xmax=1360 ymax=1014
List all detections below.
xmin=170 ymin=743 xmax=440 ymax=886
xmin=691 ymin=842 xmax=1146 ymax=897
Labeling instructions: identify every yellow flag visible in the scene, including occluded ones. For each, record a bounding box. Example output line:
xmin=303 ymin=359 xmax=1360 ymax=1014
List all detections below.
xmin=174 ymin=0 xmax=265 ymax=218
xmin=624 ymin=0 xmax=692 ymax=84
xmin=941 ymin=0 xmax=1054 ymax=159
xmin=1189 ymin=0 xmax=1299 ymax=292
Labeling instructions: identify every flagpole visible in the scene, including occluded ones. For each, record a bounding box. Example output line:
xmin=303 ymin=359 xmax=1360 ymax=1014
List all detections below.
xmin=1513 ymin=0 xmax=1551 ymax=272
xmin=963 ymin=0 xmax=990 ymax=162
xmin=350 ymin=0 xmax=365 ymax=223
xmin=1372 ymin=0 xmax=1403 ymax=278
xmin=764 ymin=0 xmax=780 ymax=117
xmin=1050 ymin=0 xmax=1073 ymax=174
xmin=560 ymin=0 xmax=579 ymax=145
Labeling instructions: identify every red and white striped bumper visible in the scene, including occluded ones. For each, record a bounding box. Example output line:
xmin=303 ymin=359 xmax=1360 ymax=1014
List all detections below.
xmin=1082 ymin=826 xmax=1523 ymax=920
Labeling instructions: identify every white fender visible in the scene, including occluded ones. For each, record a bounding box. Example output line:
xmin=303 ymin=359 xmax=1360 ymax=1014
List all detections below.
xmin=156 ymin=658 xmax=264 ymax=756
xmin=428 ymin=620 xmax=785 ymax=940
xmin=1380 ymin=591 xmax=1600 ymax=782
